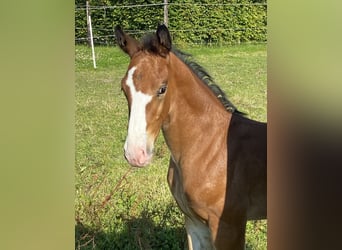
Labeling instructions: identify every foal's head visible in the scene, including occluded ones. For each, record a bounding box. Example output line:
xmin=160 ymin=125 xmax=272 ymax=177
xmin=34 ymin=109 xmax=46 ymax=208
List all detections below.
xmin=115 ymin=25 xmax=172 ymax=167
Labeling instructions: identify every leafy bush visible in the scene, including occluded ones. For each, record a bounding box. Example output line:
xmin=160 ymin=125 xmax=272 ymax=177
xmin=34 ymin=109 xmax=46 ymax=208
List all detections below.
xmin=75 ymin=0 xmax=267 ymax=45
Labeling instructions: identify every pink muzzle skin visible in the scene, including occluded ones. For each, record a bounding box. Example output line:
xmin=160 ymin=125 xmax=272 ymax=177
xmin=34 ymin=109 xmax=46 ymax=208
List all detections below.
xmin=124 ymin=147 xmax=152 ymax=167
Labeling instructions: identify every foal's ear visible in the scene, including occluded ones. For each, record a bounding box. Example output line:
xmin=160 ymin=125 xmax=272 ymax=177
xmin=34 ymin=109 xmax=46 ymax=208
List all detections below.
xmin=115 ymin=25 xmax=141 ymax=58
xmin=156 ymin=24 xmax=172 ymax=56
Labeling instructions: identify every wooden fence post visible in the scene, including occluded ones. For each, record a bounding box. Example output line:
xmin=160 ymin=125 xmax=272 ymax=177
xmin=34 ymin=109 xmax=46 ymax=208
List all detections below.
xmin=86 ymin=1 xmax=96 ymax=69
xmin=86 ymin=1 xmax=91 ymax=47
xmin=164 ymin=0 xmax=168 ymax=27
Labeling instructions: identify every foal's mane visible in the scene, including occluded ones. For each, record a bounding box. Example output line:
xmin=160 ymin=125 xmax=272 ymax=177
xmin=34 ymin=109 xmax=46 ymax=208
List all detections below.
xmin=141 ymin=33 xmax=245 ymax=115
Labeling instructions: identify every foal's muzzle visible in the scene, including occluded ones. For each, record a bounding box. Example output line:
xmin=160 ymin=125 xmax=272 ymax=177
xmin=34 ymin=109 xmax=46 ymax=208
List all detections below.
xmin=124 ymin=144 xmax=152 ymax=167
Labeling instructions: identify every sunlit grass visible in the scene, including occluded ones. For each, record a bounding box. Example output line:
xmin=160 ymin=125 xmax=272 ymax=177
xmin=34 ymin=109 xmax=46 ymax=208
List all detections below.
xmin=76 ymin=44 xmax=266 ymax=249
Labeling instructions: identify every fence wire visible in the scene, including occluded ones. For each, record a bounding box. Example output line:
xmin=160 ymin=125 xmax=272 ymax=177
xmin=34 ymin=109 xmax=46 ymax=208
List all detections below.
xmin=75 ymin=3 xmax=267 ymax=11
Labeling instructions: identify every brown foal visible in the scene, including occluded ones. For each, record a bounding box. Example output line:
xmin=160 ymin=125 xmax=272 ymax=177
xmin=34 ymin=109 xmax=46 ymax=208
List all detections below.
xmin=115 ymin=24 xmax=266 ymax=250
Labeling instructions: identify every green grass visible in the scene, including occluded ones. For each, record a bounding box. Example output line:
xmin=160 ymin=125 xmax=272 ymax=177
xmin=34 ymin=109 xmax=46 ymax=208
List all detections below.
xmin=75 ymin=44 xmax=267 ymax=249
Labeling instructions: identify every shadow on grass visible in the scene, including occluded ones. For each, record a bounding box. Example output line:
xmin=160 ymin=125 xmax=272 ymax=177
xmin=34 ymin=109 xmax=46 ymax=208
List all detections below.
xmin=76 ymin=218 xmax=259 ymax=250
xmin=75 ymin=209 xmax=187 ymax=250
xmin=75 ymin=201 xmax=264 ymax=250
xmin=246 ymin=243 xmax=256 ymax=250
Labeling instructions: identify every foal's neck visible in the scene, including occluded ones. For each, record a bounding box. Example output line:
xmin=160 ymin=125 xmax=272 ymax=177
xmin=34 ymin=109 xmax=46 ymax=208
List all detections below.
xmin=168 ymin=52 xmax=229 ymax=118
xmin=161 ymin=53 xmax=231 ymax=163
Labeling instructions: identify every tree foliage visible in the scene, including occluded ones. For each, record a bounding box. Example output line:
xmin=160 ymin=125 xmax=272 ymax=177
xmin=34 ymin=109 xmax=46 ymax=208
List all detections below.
xmin=75 ymin=0 xmax=267 ymax=45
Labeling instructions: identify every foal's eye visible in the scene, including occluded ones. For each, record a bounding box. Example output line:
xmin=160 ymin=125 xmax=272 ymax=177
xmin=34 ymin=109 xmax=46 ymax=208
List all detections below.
xmin=157 ymin=85 xmax=167 ymax=96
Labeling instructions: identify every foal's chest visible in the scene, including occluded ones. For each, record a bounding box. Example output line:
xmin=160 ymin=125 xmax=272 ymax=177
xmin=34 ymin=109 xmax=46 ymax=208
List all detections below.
xmin=167 ymin=160 xmax=196 ymax=219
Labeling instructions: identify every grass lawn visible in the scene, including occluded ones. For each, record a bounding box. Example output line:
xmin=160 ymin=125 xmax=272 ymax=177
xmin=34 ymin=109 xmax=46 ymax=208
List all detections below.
xmin=75 ymin=43 xmax=267 ymax=249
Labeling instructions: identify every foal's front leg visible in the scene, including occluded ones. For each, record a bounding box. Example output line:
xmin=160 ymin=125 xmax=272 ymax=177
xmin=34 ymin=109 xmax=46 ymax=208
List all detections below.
xmin=208 ymin=214 xmax=247 ymax=250
xmin=185 ymin=216 xmax=215 ymax=250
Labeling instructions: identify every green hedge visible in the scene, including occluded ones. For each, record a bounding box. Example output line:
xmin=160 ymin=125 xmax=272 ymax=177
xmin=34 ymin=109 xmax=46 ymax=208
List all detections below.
xmin=75 ymin=0 xmax=267 ymax=46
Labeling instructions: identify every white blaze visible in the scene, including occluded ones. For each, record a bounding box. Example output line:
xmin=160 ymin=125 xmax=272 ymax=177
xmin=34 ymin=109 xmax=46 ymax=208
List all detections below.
xmin=124 ymin=66 xmax=153 ymax=154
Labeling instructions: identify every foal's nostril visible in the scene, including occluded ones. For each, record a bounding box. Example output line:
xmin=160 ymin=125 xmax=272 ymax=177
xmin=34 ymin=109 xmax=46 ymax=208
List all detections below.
xmin=140 ymin=149 xmax=146 ymax=157
xmin=136 ymin=149 xmax=147 ymax=165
